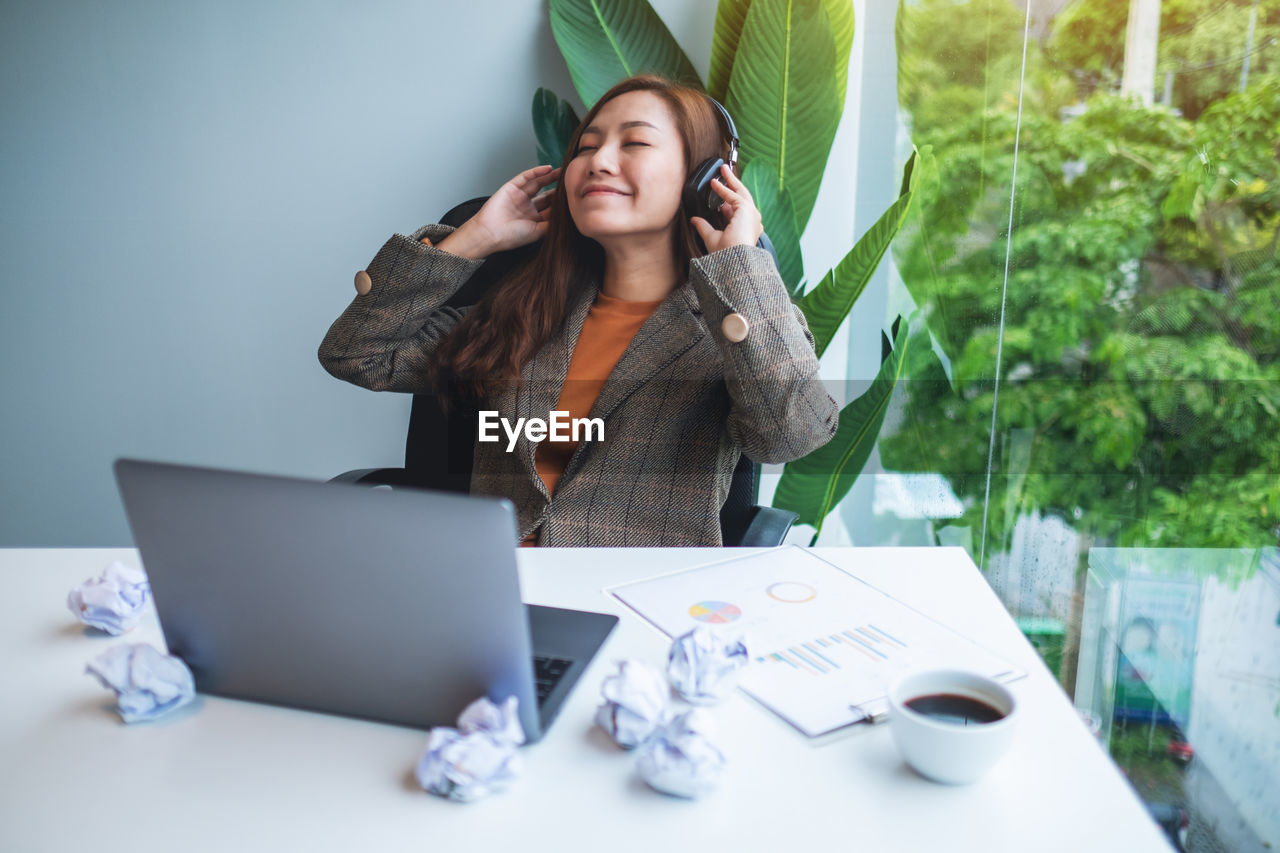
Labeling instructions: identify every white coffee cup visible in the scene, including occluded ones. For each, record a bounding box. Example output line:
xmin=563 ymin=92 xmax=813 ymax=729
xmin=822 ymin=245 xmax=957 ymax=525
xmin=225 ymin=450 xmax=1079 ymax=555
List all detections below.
xmin=887 ymin=668 xmax=1018 ymax=785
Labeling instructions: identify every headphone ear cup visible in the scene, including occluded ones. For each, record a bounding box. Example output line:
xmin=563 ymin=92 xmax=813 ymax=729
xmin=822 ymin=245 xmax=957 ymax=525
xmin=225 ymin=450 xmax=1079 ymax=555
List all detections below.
xmin=683 ymin=157 xmax=727 ymax=226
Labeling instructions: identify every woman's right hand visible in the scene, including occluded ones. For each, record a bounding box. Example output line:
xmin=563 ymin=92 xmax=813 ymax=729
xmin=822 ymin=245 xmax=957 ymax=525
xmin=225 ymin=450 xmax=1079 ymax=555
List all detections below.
xmin=435 ymin=165 xmax=561 ymax=259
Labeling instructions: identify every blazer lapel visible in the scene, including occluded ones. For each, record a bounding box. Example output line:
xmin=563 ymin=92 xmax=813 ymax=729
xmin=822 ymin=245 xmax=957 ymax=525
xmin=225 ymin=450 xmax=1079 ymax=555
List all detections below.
xmin=505 ymin=278 xmax=706 ymax=499
xmin=514 ymin=282 xmax=598 ymax=496
xmin=588 ymin=279 xmax=706 ymax=423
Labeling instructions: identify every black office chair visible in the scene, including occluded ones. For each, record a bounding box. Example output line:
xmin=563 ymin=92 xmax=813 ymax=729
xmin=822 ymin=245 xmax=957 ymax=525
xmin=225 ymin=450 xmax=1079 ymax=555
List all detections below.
xmin=332 ymin=198 xmax=798 ymax=547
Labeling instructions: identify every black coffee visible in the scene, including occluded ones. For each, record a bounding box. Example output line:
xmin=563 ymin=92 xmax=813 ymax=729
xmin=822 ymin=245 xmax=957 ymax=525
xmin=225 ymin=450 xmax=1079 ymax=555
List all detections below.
xmin=904 ymin=693 xmax=1006 ymax=725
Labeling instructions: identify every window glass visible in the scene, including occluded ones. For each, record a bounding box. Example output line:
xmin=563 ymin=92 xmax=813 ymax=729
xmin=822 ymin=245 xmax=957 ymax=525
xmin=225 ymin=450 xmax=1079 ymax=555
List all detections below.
xmin=884 ymin=1 xmax=1279 ymax=848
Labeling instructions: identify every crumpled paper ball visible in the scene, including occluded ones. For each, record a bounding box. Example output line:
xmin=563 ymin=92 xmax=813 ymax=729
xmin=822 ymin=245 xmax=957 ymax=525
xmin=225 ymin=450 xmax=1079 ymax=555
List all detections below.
xmin=457 ymin=695 xmax=526 ymax=746
xmin=666 ymin=625 xmax=749 ymax=705
xmin=67 ymin=561 xmax=151 ymax=635
xmin=636 ymin=708 xmax=727 ymax=798
xmin=415 ymin=729 xmax=522 ymax=802
xmin=595 ymin=659 xmax=671 ymax=748
xmin=85 ymin=643 xmax=195 ymax=723
xmin=415 ymin=697 xmax=524 ymax=802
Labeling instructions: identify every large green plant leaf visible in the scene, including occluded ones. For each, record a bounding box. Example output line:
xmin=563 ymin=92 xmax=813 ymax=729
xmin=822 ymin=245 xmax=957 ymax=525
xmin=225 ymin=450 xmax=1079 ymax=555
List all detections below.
xmin=549 ymin=0 xmax=702 ymax=109
xmin=711 ymin=0 xmax=852 ymax=128
xmin=708 ymin=0 xmax=752 ymax=102
xmin=724 ymin=0 xmax=844 ymax=234
xmin=888 ymin=144 xmax=956 ymax=383
xmin=532 ymin=88 xmax=582 ymax=168
xmin=772 ymin=316 xmax=911 ymax=543
xmin=741 ymin=159 xmax=804 ymax=292
xmin=798 ymin=149 xmax=918 ymax=358
xmin=821 ymin=0 xmax=854 ymax=115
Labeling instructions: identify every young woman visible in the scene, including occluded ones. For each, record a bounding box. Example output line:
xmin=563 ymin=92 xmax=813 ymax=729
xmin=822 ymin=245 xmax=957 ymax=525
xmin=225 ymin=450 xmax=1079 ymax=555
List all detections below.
xmin=319 ymin=75 xmax=838 ymax=547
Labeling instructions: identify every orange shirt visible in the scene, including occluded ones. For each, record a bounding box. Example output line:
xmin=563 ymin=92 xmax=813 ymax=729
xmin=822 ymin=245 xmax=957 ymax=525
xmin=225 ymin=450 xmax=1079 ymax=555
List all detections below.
xmin=521 ymin=289 xmax=664 ymax=546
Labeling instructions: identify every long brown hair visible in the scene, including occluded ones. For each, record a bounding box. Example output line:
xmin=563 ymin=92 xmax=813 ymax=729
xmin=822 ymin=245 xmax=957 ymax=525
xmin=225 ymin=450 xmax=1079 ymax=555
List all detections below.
xmin=428 ymin=75 xmax=731 ymax=408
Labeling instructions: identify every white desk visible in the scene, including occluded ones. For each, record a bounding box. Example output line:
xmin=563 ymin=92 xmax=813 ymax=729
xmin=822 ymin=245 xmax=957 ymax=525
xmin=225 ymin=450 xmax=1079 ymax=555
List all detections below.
xmin=1 ymin=547 xmax=1170 ymax=852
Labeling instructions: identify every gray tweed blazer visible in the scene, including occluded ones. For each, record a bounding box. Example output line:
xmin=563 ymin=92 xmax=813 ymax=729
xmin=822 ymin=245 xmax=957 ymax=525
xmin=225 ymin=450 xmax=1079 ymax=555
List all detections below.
xmin=319 ymin=223 xmax=838 ymax=546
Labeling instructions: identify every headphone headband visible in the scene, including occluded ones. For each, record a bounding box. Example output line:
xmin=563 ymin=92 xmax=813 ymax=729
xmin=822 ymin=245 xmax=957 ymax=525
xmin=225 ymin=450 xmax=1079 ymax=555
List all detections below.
xmin=706 ymin=96 xmax=739 ymax=171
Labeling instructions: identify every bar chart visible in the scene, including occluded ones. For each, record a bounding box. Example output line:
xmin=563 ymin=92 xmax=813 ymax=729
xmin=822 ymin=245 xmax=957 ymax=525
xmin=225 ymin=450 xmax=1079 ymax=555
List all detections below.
xmin=760 ymin=624 xmax=909 ymax=675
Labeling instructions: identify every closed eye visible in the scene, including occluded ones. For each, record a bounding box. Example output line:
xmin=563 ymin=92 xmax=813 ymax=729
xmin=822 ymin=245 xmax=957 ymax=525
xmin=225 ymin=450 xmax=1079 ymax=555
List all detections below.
xmin=574 ymin=141 xmax=649 ymax=155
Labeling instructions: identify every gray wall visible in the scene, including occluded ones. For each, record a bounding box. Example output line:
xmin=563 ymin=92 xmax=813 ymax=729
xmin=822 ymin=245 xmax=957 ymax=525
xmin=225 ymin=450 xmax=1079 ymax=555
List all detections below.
xmin=0 ymin=0 xmax=630 ymax=545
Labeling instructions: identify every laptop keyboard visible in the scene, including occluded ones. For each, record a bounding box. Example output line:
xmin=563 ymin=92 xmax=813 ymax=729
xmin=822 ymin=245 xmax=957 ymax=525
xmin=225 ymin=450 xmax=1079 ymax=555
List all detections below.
xmin=533 ymin=655 xmax=573 ymax=704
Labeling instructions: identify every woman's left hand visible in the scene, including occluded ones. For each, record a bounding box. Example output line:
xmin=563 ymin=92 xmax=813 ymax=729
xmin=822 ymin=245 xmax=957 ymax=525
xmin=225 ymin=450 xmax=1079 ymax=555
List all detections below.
xmin=690 ymin=163 xmax=764 ymax=254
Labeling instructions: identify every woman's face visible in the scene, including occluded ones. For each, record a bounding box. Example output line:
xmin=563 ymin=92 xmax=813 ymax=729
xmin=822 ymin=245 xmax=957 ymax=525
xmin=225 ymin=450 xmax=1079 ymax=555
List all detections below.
xmin=564 ymin=90 xmax=687 ymax=245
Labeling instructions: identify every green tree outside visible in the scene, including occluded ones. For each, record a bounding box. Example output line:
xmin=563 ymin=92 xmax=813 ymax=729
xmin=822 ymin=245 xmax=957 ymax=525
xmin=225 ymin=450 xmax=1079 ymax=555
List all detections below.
xmin=885 ymin=0 xmax=1280 ymax=557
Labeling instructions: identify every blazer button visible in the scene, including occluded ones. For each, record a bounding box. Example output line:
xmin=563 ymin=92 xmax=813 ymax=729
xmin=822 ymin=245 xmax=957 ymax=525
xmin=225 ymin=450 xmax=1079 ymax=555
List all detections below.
xmin=721 ymin=312 xmax=750 ymax=342
xmin=354 ymin=270 xmax=372 ymax=295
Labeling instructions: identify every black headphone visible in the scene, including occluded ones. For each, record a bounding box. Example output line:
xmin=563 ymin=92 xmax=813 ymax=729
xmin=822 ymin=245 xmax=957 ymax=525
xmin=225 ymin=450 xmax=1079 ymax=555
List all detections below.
xmin=682 ymin=96 xmax=740 ymax=229
xmin=681 ymin=96 xmax=776 ymax=260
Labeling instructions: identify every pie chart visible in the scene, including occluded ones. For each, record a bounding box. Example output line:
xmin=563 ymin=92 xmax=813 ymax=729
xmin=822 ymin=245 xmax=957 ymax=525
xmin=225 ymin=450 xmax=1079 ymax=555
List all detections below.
xmin=688 ymin=600 xmax=742 ymax=623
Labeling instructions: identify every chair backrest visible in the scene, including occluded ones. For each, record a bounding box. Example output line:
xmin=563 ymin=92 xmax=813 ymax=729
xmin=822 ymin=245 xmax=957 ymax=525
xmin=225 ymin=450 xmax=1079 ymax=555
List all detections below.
xmin=402 ymin=197 xmax=762 ymax=542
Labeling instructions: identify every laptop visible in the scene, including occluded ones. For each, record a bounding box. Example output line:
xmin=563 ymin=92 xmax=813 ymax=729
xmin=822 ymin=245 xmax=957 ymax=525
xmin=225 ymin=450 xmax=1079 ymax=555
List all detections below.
xmin=112 ymin=458 xmax=617 ymax=744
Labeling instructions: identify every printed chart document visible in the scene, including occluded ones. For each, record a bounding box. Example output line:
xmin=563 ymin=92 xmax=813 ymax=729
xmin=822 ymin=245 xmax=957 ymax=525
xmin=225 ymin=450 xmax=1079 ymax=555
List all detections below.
xmin=610 ymin=546 xmax=1024 ymax=737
